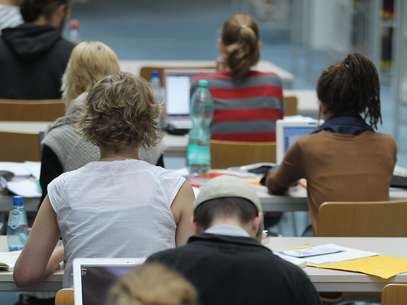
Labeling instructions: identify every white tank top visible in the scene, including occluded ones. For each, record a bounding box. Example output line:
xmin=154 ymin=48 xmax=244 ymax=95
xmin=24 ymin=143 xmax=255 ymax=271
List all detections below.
xmin=48 ymin=159 xmax=185 ymax=287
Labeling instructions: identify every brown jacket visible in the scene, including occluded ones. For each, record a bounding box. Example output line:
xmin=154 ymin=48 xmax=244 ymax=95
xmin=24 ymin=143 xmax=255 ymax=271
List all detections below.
xmin=267 ymin=131 xmax=397 ymax=231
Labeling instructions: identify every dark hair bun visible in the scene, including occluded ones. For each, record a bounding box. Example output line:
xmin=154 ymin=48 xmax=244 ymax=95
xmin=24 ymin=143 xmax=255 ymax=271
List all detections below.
xmin=221 ymin=14 xmax=260 ymax=82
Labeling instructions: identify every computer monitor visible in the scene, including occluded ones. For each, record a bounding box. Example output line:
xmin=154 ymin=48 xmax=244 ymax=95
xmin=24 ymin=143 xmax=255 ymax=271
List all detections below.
xmin=73 ymin=258 xmax=145 ymax=305
xmin=276 ymin=120 xmax=320 ymax=164
xmin=164 ymin=69 xmax=214 ymax=117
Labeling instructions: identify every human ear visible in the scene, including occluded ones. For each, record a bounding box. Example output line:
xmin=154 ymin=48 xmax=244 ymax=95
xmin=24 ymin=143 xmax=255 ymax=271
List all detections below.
xmin=252 ymin=213 xmax=263 ymax=240
xmin=192 ymin=221 xmax=203 ymax=235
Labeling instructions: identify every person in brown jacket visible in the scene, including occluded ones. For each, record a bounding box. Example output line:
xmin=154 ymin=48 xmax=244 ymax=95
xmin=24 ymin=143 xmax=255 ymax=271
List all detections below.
xmin=266 ymin=53 xmax=397 ymax=233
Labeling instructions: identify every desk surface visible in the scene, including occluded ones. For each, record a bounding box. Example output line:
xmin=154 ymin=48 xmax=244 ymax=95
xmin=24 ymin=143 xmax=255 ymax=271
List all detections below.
xmin=120 ymin=59 xmax=294 ymax=85
xmin=0 ymin=237 xmax=405 ymax=292
xmin=264 ymin=237 xmax=407 ymax=292
xmin=0 ymin=237 xmax=62 ymax=292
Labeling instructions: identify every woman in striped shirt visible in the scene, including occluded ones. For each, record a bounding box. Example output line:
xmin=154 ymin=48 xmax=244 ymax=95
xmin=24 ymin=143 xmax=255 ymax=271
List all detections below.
xmin=192 ymin=14 xmax=283 ymax=142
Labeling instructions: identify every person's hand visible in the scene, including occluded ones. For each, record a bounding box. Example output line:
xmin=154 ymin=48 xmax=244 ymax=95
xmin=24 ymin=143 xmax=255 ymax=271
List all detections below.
xmin=47 ymin=245 xmax=64 ymax=273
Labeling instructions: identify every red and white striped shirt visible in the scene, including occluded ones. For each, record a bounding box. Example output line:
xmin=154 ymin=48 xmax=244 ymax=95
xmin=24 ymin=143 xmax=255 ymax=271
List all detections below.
xmin=192 ymin=71 xmax=284 ymax=141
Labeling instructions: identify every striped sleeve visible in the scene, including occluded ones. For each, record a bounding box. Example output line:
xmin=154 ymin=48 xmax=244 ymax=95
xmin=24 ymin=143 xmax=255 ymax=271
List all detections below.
xmin=194 ymin=71 xmax=284 ymax=142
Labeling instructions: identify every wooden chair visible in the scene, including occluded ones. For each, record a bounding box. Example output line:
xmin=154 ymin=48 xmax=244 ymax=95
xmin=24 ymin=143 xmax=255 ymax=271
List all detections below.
xmin=55 ymin=288 xmax=74 ymax=305
xmin=210 ymin=140 xmax=276 ymax=169
xmin=283 ymin=96 xmax=298 ymax=116
xmin=316 ymin=201 xmax=407 ymax=237
xmin=382 ymin=284 xmax=407 ymax=305
xmin=0 ymin=132 xmax=41 ymax=161
xmin=139 ymin=65 xmax=215 ymax=84
xmin=0 ymin=99 xmax=64 ymax=121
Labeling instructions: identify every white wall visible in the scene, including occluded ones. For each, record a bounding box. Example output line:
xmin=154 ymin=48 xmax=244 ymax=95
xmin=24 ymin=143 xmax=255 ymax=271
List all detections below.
xmin=309 ymin=0 xmax=353 ymax=53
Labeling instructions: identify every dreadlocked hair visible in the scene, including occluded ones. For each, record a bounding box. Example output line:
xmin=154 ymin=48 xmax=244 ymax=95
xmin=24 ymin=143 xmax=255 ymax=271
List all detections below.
xmin=317 ymin=53 xmax=382 ymax=130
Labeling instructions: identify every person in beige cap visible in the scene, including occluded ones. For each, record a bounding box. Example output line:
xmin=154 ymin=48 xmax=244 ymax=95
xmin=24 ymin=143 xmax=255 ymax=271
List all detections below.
xmin=147 ymin=175 xmax=321 ymax=305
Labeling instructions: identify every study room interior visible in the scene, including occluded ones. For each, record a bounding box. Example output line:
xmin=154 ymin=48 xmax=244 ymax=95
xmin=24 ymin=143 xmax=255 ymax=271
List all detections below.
xmin=0 ymin=0 xmax=407 ymax=304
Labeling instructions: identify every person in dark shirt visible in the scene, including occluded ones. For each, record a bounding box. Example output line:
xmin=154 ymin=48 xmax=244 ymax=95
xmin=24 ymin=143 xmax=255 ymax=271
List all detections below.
xmin=147 ymin=175 xmax=321 ymax=305
xmin=0 ymin=0 xmax=74 ymax=99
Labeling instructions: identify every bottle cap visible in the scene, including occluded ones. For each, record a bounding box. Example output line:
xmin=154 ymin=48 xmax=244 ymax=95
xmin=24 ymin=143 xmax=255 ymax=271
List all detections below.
xmin=69 ymin=19 xmax=79 ymax=30
xmin=151 ymin=70 xmax=160 ymax=79
xmin=198 ymin=79 xmax=208 ymax=88
xmin=12 ymin=196 xmax=24 ymax=207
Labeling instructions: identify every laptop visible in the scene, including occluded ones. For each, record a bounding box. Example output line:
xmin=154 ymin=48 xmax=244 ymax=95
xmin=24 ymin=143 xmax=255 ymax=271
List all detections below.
xmin=164 ymin=69 xmax=214 ymax=131
xmin=73 ymin=258 xmax=145 ymax=305
xmin=276 ymin=119 xmax=320 ymax=164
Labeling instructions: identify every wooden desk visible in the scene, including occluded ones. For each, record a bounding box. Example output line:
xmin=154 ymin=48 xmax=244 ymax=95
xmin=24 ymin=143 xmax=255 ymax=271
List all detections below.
xmin=1 ymin=237 xmax=406 ymax=292
xmin=120 ymin=59 xmax=295 ymax=88
xmin=264 ymin=237 xmax=407 ymax=292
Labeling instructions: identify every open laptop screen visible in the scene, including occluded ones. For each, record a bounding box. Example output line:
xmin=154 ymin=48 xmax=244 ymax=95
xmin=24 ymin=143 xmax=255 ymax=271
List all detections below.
xmin=283 ymin=126 xmax=316 ymax=153
xmin=80 ymin=265 xmax=134 ymax=305
xmin=276 ymin=120 xmax=320 ymax=164
xmin=164 ymin=69 xmax=214 ymax=116
xmin=74 ymin=258 xmax=145 ymax=305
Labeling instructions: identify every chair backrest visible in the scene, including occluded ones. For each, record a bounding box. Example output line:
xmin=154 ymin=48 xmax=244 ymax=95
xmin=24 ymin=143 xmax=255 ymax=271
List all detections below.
xmin=0 ymin=99 xmax=64 ymax=121
xmin=55 ymin=288 xmax=74 ymax=305
xmin=0 ymin=132 xmax=40 ymax=161
xmin=382 ymin=284 xmax=407 ymax=305
xmin=283 ymin=96 xmax=298 ymax=116
xmin=317 ymin=201 xmax=407 ymax=237
xmin=210 ymin=140 xmax=276 ymax=169
xmin=139 ymin=65 xmax=216 ymax=84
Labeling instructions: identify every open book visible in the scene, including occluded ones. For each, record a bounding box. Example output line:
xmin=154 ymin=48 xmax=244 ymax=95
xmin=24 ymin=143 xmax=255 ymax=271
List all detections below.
xmin=0 ymin=251 xmax=21 ymax=271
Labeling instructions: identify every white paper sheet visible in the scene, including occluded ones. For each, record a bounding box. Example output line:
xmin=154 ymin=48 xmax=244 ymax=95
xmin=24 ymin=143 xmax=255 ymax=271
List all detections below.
xmin=7 ymin=179 xmax=42 ymax=198
xmin=304 ymin=245 xmax=377 ymax=264
xmin=0 ymin=251 xmax=21 ymax=270
xmin=275 ymin=253 xmax=306 ymax=267
xmin=274 ymin=244 xmax=377 ymax=265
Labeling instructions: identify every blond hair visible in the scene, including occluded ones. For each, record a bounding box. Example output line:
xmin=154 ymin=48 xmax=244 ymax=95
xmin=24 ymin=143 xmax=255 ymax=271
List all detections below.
xmin=79 ymin=72 xmax=160 ymax=151
xmin=61 ymin=41 xmax=120 ymax=107
xmin=221 ymin=14 xmax=260 ymax=81
xmin=107 ymin=264 xmax=198 ymax=305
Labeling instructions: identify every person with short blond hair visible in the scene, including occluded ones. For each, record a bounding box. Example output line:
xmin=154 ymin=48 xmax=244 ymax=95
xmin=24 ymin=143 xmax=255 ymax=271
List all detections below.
xmin=39 ymin=41 xmax=164 ymax=202
xmin=14 ymin=72 xmax=195 ymax=289
xmin=107 ymin=264 xmax=198 ymax=305
xmin=61 ymin=41 xmax=121 ymax=107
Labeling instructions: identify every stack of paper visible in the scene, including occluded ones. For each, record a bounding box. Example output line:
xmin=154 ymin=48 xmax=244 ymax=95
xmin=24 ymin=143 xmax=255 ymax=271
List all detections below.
xmin=7 ymin=179 xmax=41 ymax=198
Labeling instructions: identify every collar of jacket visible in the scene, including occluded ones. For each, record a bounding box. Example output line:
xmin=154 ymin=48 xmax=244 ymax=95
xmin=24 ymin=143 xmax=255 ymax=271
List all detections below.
xmin=188 ymin=233 xmax=272 ymax=251
xmin=314 ymin=114 xmax=373 ymax=135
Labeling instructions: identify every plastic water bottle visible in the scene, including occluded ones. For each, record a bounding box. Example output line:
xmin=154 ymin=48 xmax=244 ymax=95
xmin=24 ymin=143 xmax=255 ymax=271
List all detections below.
xmin=150 ymin=70 xmax=162 ymax=103
xmin=187 ymin=79 xmax=214 ymax=175
xmin=68 ymin=19 xmax=80 ymax=43
xmin=7 ymin=196 xmax=28 ymax=251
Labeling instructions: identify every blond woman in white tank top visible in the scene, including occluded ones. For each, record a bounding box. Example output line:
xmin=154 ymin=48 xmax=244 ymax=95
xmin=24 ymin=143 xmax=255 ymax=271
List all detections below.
xmin=14 ymin=73 xmax=195 ymax=288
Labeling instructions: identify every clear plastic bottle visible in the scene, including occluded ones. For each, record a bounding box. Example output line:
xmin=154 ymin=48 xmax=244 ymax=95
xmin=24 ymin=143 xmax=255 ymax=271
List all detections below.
xmin=150 ymin=70 xmax=162 ymax=104
xmin=187 ymin=79 xmax=214 ymax=175
xmin=7 ymin=196 xmax=28 ymax=251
